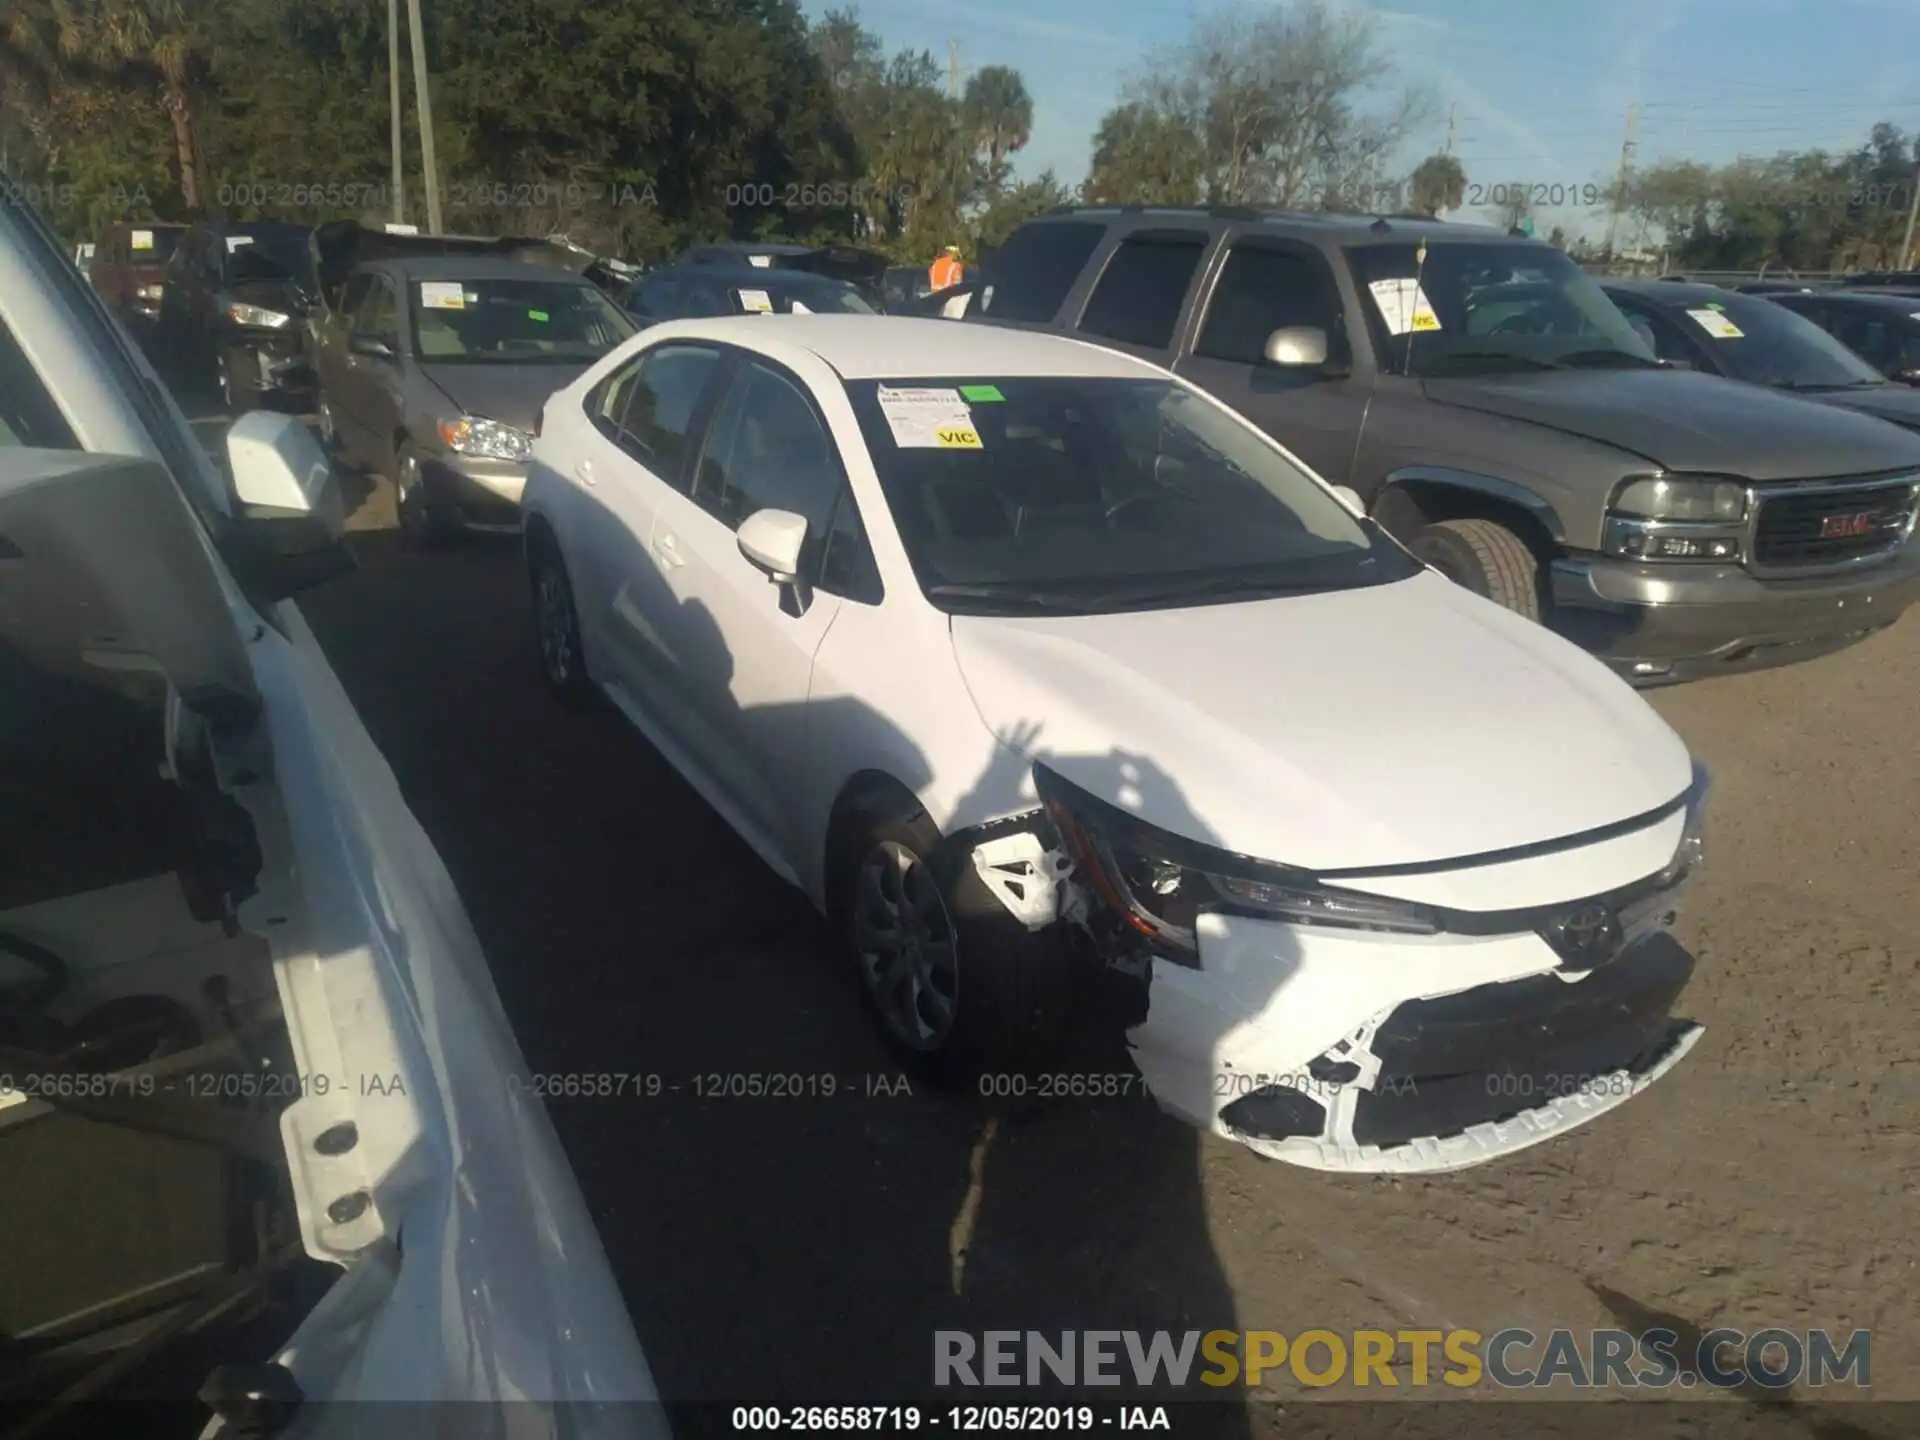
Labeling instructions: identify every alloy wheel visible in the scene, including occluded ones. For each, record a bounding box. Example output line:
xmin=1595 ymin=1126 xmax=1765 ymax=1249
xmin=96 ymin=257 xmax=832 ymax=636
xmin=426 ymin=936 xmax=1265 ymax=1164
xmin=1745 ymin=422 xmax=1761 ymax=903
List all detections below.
xmin=851 ymin=841 xmax=959 ymax=1050
xmin=395 ymin=453 xmax=426 ymax=537
xmin=534 ymin=562 xmax=575 ymax=687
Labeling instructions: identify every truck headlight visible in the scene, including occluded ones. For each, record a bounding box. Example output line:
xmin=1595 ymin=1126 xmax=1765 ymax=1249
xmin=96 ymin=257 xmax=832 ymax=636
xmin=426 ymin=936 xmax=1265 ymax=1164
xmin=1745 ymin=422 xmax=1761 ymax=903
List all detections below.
xmin=1033 ymin=764 xmax=1438 ymax=967
xmin=1611 ymin=476 xmax=1746 ymax=522
xmin=227 ymin=302 xmax=291 ymax=329
xmin=438 ymin=416 xmax=533 ymax=462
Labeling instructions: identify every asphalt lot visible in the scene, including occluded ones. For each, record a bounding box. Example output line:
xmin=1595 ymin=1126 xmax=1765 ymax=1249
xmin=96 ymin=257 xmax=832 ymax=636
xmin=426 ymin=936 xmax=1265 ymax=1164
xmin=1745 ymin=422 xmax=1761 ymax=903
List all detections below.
xmin=188 ymin=381 xmax=1920 ymax=1433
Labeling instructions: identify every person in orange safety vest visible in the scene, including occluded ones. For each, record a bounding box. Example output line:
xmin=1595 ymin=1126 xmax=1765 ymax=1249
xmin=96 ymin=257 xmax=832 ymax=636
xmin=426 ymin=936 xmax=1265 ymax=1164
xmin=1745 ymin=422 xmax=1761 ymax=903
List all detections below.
xmin=929 ymin=245 xmax=963 ymax=291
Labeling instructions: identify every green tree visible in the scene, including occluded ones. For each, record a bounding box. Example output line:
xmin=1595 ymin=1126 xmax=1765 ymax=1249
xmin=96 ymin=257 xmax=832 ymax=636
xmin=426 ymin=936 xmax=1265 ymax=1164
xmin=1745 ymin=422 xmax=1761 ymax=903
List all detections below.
xmin=961 ymin=63 xmax=1030 ymax=193
xmin=1407 ymin=152 xmax=1465 ymax=216
xmin=52 ymin=0 xmax=210 ymax=210
xmin=971 ymin=168 xmax=1071 ymax=251
xmin=1084 ymin=101 xmax=1203 ymax=204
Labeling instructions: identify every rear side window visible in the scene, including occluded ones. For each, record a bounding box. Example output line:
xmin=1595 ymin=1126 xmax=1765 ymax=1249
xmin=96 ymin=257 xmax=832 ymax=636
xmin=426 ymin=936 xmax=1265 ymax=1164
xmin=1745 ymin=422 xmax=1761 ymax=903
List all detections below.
xmin=980 ymin=221 xmax=1104 ymax=322
xmin=1078 ymin=234 xmax=1206 ymax=350
xmin=1195 ymin=245 xmax=1343 ymax=364
xmin=621 ymin=344 xmax=723 ymax=486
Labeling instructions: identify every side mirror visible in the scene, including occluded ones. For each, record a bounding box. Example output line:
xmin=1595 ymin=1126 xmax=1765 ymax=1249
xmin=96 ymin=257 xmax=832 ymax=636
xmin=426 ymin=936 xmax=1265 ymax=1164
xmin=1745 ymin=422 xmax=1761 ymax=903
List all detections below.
xmin=1263 ymin=326 xmax=1330 ymax=368
xmin=1330 ymin=485 xmax=1366 ymax=519
xmin=737 ymin=507 xmax=808 ymax=584
xmin=350 ymin=333 xmax=394 ymax=360
xmin=222 ymin=411 xmax=353 ymax=600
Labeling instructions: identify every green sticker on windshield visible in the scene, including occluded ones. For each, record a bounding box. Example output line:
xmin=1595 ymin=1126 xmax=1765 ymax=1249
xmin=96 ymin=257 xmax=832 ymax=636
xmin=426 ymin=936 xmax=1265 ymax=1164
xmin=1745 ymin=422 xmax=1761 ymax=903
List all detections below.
xmin=1706 ymin=302 xmax=1725 ymax=311
xmin=529 ymin=309 xmax=549 ymax=322
xmin=960 ymin=384 xmax=1004 ymax=402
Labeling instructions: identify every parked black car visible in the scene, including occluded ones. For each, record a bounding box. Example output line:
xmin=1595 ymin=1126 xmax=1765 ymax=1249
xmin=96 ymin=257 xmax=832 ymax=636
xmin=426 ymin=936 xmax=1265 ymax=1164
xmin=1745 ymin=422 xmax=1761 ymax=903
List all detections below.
xmin=1603 ymin=280 xmax=1920 ymax=430
xmin=156 ymin=220 xmax=320 ymax=412
xmin=620 ymin=263 xmax=877 ymax=324
xmin=965 ymin=205 xmax=1920 ymax=685
xmin=1767 ymin=289 xmax=1920 ymax=386
xmin=676 ymin=240 xmax=890 ymax=304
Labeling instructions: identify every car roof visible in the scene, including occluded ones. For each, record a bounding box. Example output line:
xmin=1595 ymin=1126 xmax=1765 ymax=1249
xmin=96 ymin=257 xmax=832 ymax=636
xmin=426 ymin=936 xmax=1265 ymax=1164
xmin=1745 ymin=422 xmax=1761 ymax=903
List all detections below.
xmin=1603 ymin=279 xmax=1735 ymax=304
xmin=646 ymin=264 xmax=856 ymax=289
xmin=1827 ymin=290 xmax=1920 ymax=312
xmin=1028 ymin=205 xmax=1512 ymax=245
xmin=361 ymin=255 xmax=601 ymax=283
xmin=634 ymin=315 xmax=1167 ymax=380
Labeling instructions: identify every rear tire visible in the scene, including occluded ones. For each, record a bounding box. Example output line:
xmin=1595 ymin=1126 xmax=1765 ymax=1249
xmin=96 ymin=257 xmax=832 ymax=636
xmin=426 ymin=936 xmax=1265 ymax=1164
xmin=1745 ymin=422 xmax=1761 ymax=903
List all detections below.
xmin=1408 ymin=517 xmax=1544 ymax=622
xmin=830 ymin=799 xmax=1071 ymax=1087
xmin=527 ymin=536 xmax=595 ymax=709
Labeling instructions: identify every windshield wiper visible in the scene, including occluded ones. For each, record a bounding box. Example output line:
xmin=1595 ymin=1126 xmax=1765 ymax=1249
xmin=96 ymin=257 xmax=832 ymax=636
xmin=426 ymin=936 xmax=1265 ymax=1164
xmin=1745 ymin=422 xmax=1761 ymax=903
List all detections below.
xmin=924 ymin=583 xmax=1103 ymax=614
xmin=1418 ymin=351 xmax=1563 ymax=374
xmin=1072 ymin=567 xmax=1370 ymax=609
xmin=1556 ymin=348 xmax=1665 ymax=369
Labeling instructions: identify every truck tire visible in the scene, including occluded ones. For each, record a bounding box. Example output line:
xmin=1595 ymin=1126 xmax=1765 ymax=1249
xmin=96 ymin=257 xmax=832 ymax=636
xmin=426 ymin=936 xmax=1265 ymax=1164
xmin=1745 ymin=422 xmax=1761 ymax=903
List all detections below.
xmin=831 ymin=798 xmax=1070 ymax=1087
xmin=1409 ymin=517 xmax=1543 ymax=622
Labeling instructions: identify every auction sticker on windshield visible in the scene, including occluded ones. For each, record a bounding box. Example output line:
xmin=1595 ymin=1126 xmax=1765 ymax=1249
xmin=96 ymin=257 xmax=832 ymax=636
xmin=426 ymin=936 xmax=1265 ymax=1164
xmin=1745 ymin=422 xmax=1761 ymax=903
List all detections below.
xmin=226 ymin=235 xmax=255 ymax=253
xmin=877 ymin=385 xmax=980 ymax=448
xmin=1369 ymin=278 xmax=1441 ymax=334
xmin=739 ymin=289 xmax=774 ymax=313
xmin=1687 ymin=308 xmax=1745 ymax=339
xmin=131 ymin=230 xmax=154 ymax=251
xmin=419 ymin=281 xmax=466 ymax=310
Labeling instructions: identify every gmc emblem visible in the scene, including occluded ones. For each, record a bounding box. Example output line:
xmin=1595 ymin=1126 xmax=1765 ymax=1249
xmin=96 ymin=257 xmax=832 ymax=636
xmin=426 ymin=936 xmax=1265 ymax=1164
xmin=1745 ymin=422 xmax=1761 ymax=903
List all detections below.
xmin=1821 ymin=511 xmax=1876 ymax=539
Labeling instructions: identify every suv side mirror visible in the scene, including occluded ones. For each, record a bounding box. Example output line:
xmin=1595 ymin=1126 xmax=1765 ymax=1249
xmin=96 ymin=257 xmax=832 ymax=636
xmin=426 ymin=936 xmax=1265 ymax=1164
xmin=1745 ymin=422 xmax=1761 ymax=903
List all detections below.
xmin=1263 ymin=325 xmax=1349 ymax=376
xmin=1330 ymin=485 xmax=1366 ymax=518
xmin=350 ymin=333 xmax=394 ymax=360
xmin=222 ymin=411 xmax=354 ymax=600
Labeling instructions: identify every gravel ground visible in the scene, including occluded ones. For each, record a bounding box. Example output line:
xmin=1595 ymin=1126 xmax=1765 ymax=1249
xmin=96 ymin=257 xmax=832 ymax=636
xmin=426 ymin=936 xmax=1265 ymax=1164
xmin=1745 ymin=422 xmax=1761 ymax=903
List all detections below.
xmin=270 ymin=443 xmax=1916 ymax=1436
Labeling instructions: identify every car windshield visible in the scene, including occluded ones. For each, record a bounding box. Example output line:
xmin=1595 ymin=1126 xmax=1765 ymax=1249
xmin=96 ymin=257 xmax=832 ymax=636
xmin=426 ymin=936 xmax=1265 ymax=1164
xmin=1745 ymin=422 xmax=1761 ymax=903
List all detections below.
xmin=744 ymin=280 xmax=875 ymax=314
xmin=226 ymin=229 xmax=315 ymax=284
xmin=1347 ymin=241 xmax=1657 ymax=377
xmin=844 ymin=375 xmax=1420 ymax=615
xmin=1672 ymin=293 xmax=1888 ymax=388
xmin=408 ymin=277 xmax=635 ymax=363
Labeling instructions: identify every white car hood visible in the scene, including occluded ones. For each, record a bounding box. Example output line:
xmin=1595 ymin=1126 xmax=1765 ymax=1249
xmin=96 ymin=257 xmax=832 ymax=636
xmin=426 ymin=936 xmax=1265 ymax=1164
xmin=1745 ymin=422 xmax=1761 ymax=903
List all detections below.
xmin=948 ymin=570 xmax=1692 ymax=873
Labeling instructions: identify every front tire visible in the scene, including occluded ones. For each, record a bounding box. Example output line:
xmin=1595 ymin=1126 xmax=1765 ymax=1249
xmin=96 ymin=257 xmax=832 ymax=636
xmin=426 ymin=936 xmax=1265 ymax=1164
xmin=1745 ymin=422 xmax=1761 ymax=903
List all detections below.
xmin=394 ymin=442 xmax=455 ymax=549
xmin=833 ymin=802 xmax=1070 ymax=1085
xmin=1408 ymin=517 xmax=1544 ymax=622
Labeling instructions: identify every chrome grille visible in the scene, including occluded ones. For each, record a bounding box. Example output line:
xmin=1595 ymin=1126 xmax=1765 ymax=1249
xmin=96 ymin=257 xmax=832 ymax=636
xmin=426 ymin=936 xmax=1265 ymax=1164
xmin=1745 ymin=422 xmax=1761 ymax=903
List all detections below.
xmin=1750 ymin=479 xmax=1918 ymax=569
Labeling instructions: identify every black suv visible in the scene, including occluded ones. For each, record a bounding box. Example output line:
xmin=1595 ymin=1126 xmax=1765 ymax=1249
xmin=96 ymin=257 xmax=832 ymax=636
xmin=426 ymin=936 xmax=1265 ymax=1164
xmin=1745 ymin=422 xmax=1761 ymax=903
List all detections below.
xmin=1768 ymin=290 xmax=1920 ymax=387
xmin=155 ymin=220 xmax=320 ymax=413
xmin=963 ymin=206 xmax=1920 ymax=684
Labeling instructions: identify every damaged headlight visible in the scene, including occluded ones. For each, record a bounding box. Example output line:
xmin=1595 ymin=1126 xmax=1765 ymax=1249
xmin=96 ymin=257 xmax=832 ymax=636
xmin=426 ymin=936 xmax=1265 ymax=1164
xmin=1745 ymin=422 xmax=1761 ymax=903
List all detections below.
xmin=1033 ymin=764 xmax=1438 ymax=967
xmin=1653 ymin=761 xmax=1709 ymax=887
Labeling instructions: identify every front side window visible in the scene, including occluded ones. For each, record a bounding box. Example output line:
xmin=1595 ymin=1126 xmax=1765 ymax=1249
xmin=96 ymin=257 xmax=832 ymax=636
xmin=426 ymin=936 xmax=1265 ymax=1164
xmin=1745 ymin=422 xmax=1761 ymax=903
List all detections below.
xmin=225 ymin=229 xmax=314 ymax=285
xmin=1078 ymin=235 xmax=1206 ymax=349
xmin=407 ymin=277 xmax=634 ymax=363
xmin=355 ymin=280 xmax=400 ymax=345
xmin=1347 ymin=241 xmax=1657 ymax=377
xmin=1194 ymin=245 xmax=1344 ymax=365
xmin=844 ymin=375 xmax=1419 ymax=615
xmin=691 ymin=363 xmax=844 ymax=535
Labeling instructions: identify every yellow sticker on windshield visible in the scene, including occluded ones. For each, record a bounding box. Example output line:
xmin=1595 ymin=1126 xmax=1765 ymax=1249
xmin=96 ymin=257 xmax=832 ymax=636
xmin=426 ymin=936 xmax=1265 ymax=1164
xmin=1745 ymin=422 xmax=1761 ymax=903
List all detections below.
xmin=934 ymin=425 xmax=982 ymax=449
xmin=1410 ymin=310 xmax=1441 ymax=331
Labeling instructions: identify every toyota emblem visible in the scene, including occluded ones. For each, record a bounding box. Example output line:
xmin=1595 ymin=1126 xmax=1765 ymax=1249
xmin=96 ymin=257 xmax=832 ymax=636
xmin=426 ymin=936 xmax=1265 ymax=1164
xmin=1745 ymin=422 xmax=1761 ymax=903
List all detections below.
xmin=1548 ymin=902 xmax=1622 ymax=965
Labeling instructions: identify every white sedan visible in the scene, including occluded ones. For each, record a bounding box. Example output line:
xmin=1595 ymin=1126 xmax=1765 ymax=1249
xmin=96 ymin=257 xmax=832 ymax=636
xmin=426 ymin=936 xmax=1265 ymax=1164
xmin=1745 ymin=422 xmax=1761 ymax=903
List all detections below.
xmin=520 ymin=316 xmax=1709 ymax=1174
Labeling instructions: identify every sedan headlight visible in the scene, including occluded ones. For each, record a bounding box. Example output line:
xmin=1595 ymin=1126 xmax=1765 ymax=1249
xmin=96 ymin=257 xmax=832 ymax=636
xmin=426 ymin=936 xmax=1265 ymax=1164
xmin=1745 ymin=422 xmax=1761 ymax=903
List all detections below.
xmin=137 ymin=283 xmax=165 ymax=302
xmin=227 ymin=302 xmax=291 ymax=329
xmin=1611 ymin=476 xmax=1746 ymax=522
xmin=1653 ymin=762 xmax=1709 ymax=887
xmin=1033 ymin=765 xmax=1437 ymax=968
xmin=438 ymin=415 xmax=533 ymax=462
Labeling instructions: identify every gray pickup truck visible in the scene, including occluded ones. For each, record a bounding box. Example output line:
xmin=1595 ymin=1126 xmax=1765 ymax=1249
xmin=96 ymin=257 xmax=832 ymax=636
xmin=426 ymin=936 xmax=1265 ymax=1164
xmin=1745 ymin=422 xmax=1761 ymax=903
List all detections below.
xmin=971 ymin=207 xmax=1920 ymax=684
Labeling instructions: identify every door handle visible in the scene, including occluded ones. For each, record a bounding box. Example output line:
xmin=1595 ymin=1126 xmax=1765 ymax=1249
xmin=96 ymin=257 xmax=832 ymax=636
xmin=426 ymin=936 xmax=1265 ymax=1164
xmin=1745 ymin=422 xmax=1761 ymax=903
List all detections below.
xmin=575 ymin=459 xmax=596 ymax=486
xmin=652 ymin=532 xmax=685 ymax=569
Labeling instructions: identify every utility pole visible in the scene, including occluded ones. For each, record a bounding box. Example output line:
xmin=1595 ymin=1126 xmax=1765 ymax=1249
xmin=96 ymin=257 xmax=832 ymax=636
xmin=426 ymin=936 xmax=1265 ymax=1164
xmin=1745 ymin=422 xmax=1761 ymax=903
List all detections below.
xmin=1442 ymin=103 xmax=1456 ymax=157
xmin=948 ymin=39 xmax=959 ymax=101
xmin=1900 ymin=158 xmax=1920 ymax=269
xmin=1602 ymin=102 xmax=1638 ymax=261
xmin=388 ymin=0 xmax=404 ymax=225
xmin=404 ymin=0 xmax=444 ymax=234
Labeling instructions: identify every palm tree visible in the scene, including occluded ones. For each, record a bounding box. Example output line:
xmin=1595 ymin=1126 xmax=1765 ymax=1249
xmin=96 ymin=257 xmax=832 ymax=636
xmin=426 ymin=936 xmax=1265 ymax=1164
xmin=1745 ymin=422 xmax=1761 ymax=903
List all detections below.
xmin=1407 ymin=151 xmax=1465 ymax=217
xmin=962 ymin=64 xmax=1031 ymax=189
xmin=52 ymin=0 xmax=206 ymax=210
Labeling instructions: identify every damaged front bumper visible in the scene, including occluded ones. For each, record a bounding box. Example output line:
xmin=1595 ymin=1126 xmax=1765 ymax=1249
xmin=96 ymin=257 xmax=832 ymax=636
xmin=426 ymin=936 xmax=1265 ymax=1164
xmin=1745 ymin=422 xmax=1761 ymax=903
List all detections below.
xmin=953 ymin=810 xmax=1704 ymax=1175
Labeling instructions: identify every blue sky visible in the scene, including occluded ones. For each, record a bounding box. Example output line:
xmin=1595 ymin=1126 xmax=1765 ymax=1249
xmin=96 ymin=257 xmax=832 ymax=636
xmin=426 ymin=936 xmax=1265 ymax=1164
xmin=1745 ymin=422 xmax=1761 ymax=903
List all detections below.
xmin=804 ymin=0 xmax=1920 ymax=239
